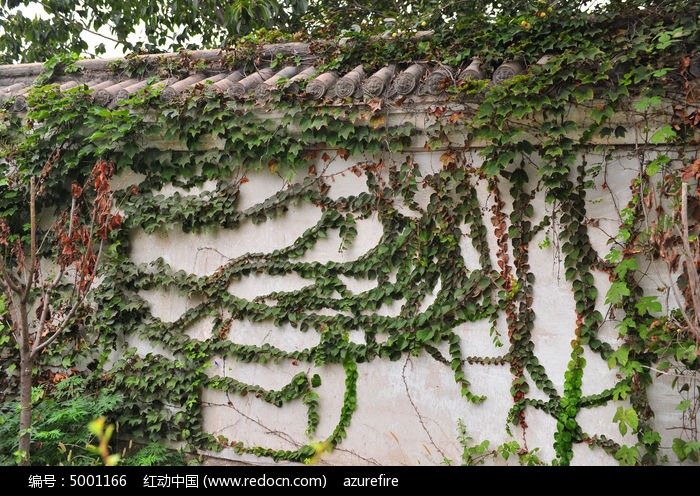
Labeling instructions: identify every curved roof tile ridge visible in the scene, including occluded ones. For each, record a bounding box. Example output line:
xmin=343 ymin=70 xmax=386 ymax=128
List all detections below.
xmin=364 ymin=65 xmax=396 ymax=97
xmin=2 ymin=41 xmax=698 ymax=112
xmin=306 ymin=71 xmax=339 ymax=99
xmin=335 ymin=65 xmax=365 ymax=98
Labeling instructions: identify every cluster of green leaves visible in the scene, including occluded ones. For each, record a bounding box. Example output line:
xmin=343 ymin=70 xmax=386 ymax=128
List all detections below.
xmin=0 ymin=295 xmax=16 ymax=402
xmin=451 ymin=418 xmax=545 ymax=466
xmin=0 ymin=376 xmax=121 ymax=465
xmin=158 ymin=92 xmax=413 ymax=181
xmin=121 ymin=441 xmax=187 ymax=466
xmin=0 ymin=0 xmax=310 ymax=64
xmin=0 ymin=375 xmax=187 ymax=466
xmin=598 ymin=151 xmax=700 ymax=465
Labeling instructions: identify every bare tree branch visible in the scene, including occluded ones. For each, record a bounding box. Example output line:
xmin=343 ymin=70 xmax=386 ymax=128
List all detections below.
xmin=0 ymin=260 xmax=22 ymax=293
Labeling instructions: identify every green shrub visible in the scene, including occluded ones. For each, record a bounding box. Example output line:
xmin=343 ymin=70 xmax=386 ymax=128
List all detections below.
xmin=0 ymin=375 xmax=122 ymax=465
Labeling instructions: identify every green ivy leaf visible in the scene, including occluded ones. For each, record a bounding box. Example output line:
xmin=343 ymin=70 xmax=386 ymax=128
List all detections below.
xmin=646 ymin=155 xmax=670 ymax=176
xmin=634 ymin=296 xmax=662 ymax=316
xmin=614 ymin=444 xmax=638 ymax=466
xmin=416 ymin=328 xmax=435 ymax=342
xmin=650 ymin=125 xmax=677 ymax=144
xmin=634 ymin=96 xmax=662 ymax=111
xmin=605 ymin=281 xmax=630 ymax=305
xmin=572 ymin=87 xmax=593 ymax=103
xmin=673 ymin=438 xmax=700 ymax=462
xmin=608 ymin=346 xmax=629 ymax=369
xmin=613 ymin=258 xmax=637 ymax=278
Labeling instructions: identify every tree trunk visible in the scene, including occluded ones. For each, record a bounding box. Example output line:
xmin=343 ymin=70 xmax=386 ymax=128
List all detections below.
xmin=18 ymin=350 xmax=33 ymax=466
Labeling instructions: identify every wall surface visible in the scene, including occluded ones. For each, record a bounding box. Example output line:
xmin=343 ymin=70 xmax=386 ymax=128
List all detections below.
xmin=119 ymin=138 xmax=690 ymax=466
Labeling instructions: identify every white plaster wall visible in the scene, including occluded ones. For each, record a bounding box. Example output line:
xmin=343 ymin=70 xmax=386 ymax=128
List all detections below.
xmin=127 ymin=147 xmax=686 ymax=466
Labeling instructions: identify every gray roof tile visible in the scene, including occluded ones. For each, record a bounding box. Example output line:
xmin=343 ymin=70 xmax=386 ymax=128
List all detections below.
xmin=1 ymin=44 xmax=697 ymax=112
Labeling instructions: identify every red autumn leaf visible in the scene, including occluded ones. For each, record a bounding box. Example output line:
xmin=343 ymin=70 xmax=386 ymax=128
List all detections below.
xmin=321 ymin=152 xmax=331 ymax=162
xmin=108 ymin=212 xmax=123 ymax=231
xmin=338 ymin=148 xmax=350 ymax=160
xmin=240 ymin=176 xmax=249 ymax=184
xmin=98 ymin=176 xmax=110 ymax=193
xmin=95 ymin=196 xmax=110 ymax=214
xmin=430 ymin=106 xmax=446 ymax=118
xmin=366 ymin=97 xmax=383 ymax=114
xmin=688 ymin=196 xmax=700 ymax=223
xmin=71 ymin=183 xmax=83 ymax=199
xmin=681 ymin=158 xmax=700 ymax=181
xmin=448 ymin=112 xmax=464 ymax=124
xmin=440 ymin=151 xmax=456 ymax=165
xmin=94 ymin=159 xmax=109 ymax=176
xmin=52 ymin=373 xmax=67 ymax=384
xmin=0 ymin=219 xmax=10 ymax=245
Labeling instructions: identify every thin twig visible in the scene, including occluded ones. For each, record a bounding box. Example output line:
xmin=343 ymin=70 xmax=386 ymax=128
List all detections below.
xmin=642 ymin=364 xmax=700 ymax=379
